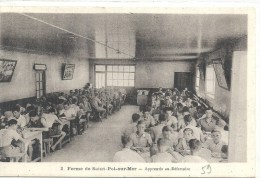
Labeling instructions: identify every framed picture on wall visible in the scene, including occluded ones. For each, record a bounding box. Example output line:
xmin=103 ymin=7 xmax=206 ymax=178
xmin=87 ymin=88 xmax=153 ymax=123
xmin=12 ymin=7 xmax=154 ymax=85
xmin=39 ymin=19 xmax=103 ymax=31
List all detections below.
xmin=0 ymin=59 xmax=17 ymax=82
xmin=212 ymin=58 xmax=229 ymax=90
xmin=62 ymin=63 xmax=75 ymax=80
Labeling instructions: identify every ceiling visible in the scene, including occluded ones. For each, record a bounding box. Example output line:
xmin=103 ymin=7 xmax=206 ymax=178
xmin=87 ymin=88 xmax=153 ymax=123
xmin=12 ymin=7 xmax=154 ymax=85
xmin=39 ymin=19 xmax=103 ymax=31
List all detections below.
xmin=0 ymin=13 xmax=247 ymax=60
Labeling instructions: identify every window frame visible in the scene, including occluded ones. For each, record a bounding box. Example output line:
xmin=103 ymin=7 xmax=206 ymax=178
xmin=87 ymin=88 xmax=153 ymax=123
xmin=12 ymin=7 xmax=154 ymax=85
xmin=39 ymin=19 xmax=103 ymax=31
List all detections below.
xmin=35 ymin=71 xmax=46 ymax=99
xmin=94 ymin=64 xmax=135 ymax=88
xmin=195 ymin=67 xmax=200 ymax=91
xmin=205 ymin=64 xmax=216 ymax=99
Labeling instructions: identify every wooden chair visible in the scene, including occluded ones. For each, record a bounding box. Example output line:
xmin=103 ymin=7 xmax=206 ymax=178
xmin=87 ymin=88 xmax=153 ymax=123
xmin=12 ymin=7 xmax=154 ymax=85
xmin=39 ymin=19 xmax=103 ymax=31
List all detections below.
xmin=42 ymin=138 xmax=53 ymax=157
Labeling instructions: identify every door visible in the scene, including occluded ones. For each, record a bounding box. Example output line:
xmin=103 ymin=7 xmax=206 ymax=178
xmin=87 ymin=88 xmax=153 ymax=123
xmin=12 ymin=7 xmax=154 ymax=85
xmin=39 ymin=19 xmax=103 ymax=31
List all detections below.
xmin=174 ymin=72 xmax=193 ymax=91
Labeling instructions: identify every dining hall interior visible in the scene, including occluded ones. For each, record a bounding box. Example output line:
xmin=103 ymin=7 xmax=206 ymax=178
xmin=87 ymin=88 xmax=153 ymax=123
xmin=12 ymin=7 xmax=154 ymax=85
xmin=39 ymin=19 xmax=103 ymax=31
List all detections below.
xmin=0 ymin=12 xmax=248 ymax=163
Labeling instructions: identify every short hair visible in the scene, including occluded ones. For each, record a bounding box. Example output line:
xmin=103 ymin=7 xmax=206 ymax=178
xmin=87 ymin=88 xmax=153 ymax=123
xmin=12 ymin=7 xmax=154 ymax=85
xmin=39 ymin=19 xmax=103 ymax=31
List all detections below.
xmin=176 ymin=103 xmax=183 ymax=108
xmin=132 ymin=113 xmax=140 ymax=122
xmin=182 ymin=106 xmax=190 ymax=113
xmin=191 ymin=101 xmax=198 ymax=107
xmin=72 ymin=98 xmax=78 ymax=104
xmin=184 ymin=114 xmax=192 ymax=123
xmin=143 ymin=106 xmax=152 ymax=113
xmin=162 ymin=125 xmax=172 ymax=132
xmin=4 ymin=111 xmax=13 ymax=118
xmin=48 ymin=107 xmax=56 ymax=113
xmin=56 ymin=104 xmax=64 ymax=111
xmin=12 ymin=105 xmax=21 ymax=113
xmin=221 ymin=145 xmax=228 ymax=154
xmin=29 ymin=110 xmax=38 ymax=117
xmin=189 ymin=139 xmax=201 ymax=151
xmin=8 ymin=119 xmax=18 ymax=126
xmin=159 ymin=113 xmax=167 ymax=122
xmin=137 ymin=120 xmax=145 ymax=126
xmin=183 ymin=128 xmax=193 ymax=134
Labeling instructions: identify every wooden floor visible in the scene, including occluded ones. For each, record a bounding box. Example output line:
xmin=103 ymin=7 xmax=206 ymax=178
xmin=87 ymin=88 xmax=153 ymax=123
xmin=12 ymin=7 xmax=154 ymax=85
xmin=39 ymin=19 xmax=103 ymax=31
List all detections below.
xmin=43 ymin=105 xmax=138 ymax=162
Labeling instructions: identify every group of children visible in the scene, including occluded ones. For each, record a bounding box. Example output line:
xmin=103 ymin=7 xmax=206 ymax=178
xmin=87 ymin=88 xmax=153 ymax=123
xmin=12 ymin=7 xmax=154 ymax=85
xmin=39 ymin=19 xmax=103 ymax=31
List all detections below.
xmin=0 ymin=84 xmax=127 ymax=162
xmin=115 ymin=87 xmax=229 ymax=163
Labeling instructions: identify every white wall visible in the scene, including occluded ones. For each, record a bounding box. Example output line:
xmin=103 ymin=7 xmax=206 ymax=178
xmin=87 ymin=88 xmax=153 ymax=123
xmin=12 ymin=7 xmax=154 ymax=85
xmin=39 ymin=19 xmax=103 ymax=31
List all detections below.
xmin=135 ymin=60 xmax=195 ymax=88
xmin=0 ymin=49 xmax=89 ymax=102
xmin=229 ymin=51 xmax=247 ymax=162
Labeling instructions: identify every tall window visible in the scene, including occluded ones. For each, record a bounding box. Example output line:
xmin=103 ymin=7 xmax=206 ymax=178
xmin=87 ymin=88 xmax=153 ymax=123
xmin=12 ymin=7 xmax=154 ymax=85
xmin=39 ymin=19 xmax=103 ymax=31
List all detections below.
xmin=205 ymin=65 xmax=216 ymax=99
xmin=95 ymin=65 xmax=135 ymax=88
xmin=35 ymin=71 xmax=45 ymax=98
xmin=95 ymin=65 xmax=106 ymax=89
xmin=195 ymin=67 xmax=200 ymax=91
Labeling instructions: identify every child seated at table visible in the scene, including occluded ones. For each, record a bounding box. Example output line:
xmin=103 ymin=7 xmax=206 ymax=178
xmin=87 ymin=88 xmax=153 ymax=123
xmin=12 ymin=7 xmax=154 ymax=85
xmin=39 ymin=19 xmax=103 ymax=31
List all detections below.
xmin=178 ymin=107 xmax=197 ymax=130
xmin=175 ymin=128 xmax=193 ymax=156
xmin=12 ymin=105 xmax=27 ymax=128
xmin=140 ymin=106 xmax=156 ymax=129
xmin=42 ymin=108 xmax=66 ymax=151
xmin=0 ymin=119 xmax=25 ymax=160
xmin=164 ymin=107 xmax=178 ymax=131
xmin=181 ymin=139 xmax=207 ymax=163
xmin=130 ymin=120 xmax=152 ymax=161
xmin=202 ymin=129 xmax=227 ymax=155
xmin=121 ymin=113 xmax=140 ymax=147
xmin=151 ymin=138 xmax=177 ymax=162
xmin=113 ymin=136 xmax=145 ymax=162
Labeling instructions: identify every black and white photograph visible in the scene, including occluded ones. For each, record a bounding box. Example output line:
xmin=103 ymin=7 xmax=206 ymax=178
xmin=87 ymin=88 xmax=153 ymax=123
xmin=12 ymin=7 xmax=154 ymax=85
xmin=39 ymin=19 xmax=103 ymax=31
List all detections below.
xmin=0 ymin=3 xmax=257 ymax=178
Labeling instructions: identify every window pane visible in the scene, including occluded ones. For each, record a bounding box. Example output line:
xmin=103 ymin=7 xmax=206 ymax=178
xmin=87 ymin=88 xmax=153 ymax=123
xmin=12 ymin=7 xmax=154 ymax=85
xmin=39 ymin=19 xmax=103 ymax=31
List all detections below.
xmin=124 ymin=73 xmax=129 ymax=79
xmin=123 ymin=80 xmax=129 ymax=86
xmin=107 ymin=65 xmax=113 ymax=71
xmin=118 ymin=80 xmax=124 ymax=86
xmin=96 ymin=65 xmax=106 ymax=71
xmin=207 ymin=81 xmax=214 ymax=93
xmin=96 ymin=73 xmax=105 ymax=88
xmin=40 ymin=82 xmax=43 ymax=89
xmin=107 ymin=73 xmax=113 ymax=79
xmin=107 ymin=80 xmax=112 ymax=86
xmin=124 ymin=66 xmax=129 ymax=72
xmin=118 ymin=73 xmax=124 ymax=79
xmin=36 ymin=91 xmax=40 ymax=99
xmin=113 ymin=66 xmax=118 ymax=71
xmin=39 ymin=73 xmax=42 ymax=81
xmin=36 ymin=82 xmax=39 ymax=90
xmin=40 ymin=90 xmax=43 ymax=97
xmin=113 ymin=73 xmax=118 ymax=79
xmin=113 ymin=80 xmax=118 ymax=86
xmin=129 ymin=66 xmax=135 ymax=72
xmin=196 ymin=78 xmax=200 ymax=87
xmin=36 ymin=73 xmax=39 ymax=81
xmin=129 ymin=73 xmax=135 ymax=79
xmin=118 ymin=66 xmax=124 ymax=72
xmin=196 ymin=68 xmax=200 ymax=78
xmin=129 ymin=80 xmax=134 ymax=86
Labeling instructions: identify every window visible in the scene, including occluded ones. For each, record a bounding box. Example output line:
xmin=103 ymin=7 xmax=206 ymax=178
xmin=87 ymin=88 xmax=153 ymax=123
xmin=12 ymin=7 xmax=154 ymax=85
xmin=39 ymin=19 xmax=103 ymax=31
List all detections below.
xmin=35 ymin=71 xmax=45 ymax=98
xmin=195 ymin=67 xmax=200 ymax=91
xmin=95 ymin=65 xmax=135 ymax=88
xmin=95 ymin=65 xmax=106 ymax=89
xmin=205 ymin=65 xmax=216 ymax=99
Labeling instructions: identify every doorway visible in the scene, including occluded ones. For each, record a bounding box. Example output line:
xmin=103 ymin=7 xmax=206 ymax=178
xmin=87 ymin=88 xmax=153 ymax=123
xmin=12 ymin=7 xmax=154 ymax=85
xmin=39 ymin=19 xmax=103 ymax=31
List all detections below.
xmin=174 ymin=72 xmax=193 ymax=91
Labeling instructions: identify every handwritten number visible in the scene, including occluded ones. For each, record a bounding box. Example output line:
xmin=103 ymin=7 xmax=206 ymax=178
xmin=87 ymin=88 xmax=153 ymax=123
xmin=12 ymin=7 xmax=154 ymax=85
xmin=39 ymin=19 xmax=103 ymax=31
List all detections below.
xmin=201 ymin=164 xmax=211 ymax=174
xmin=61 ymin=167 xmax=63 ymax=171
